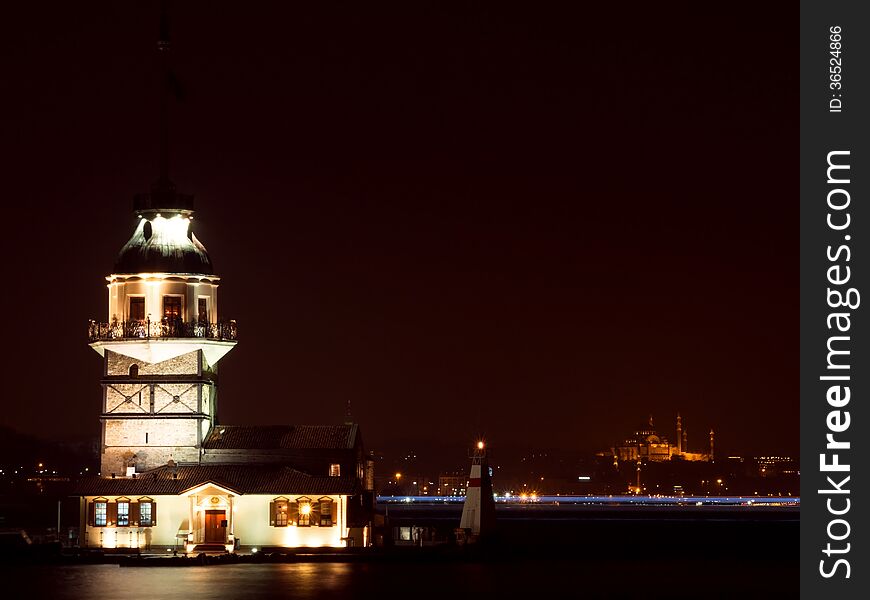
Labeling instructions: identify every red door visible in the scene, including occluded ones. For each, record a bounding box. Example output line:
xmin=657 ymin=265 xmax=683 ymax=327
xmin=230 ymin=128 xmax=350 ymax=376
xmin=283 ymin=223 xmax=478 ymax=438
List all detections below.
xmin=204 ymin=510 xmax=226 ymax=543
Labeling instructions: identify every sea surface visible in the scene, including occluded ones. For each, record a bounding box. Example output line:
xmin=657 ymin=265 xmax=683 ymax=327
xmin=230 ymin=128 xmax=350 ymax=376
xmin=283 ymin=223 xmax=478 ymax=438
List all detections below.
xmin=13 ymin=557 xmax=798 ymax=600
xmin=5 ymin=505 xmax=799 ymax=599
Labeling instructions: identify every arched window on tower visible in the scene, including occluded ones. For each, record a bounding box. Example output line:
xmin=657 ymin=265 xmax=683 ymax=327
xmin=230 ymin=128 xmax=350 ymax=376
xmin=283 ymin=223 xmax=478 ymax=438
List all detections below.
xmin=129 ymin=364 xmax=139 ymax=377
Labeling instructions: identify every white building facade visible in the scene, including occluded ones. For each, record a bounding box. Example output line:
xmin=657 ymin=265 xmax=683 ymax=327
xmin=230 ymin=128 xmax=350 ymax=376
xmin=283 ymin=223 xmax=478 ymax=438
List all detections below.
xmin=78 ymin=464 xmax=365 ymax=552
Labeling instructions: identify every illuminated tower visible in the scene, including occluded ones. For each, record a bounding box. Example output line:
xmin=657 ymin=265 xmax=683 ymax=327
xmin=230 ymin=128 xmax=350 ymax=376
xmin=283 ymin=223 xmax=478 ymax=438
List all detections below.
xmin=87 ymin=3 xmax=237 ymax=476
xmin=675 ymin=413 xmax=682 ymax=455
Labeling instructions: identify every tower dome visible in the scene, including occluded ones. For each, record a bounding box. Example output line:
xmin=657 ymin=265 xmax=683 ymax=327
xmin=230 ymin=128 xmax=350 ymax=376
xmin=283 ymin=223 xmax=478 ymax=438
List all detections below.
xmin=114 ymin=214 xmax=213 ymax=275
xmin=114 ymin=180 xmax=213 ymax=275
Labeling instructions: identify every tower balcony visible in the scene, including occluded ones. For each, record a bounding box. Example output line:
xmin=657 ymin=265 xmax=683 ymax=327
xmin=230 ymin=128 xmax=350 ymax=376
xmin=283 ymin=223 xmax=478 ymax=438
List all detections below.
xmin=88 ymin=318 xmax=238 ymax=342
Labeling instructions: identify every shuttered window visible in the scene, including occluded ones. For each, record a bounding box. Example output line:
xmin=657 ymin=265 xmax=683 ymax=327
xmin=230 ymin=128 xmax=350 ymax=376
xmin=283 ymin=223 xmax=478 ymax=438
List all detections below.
xmin=139 ymin=500 xmax=154 ymax=526
xmin=297 ymin=497 xmax=312 ymax=527
xmin=89 ymin=498 xmax=153 ymax=528
xmin=318 ymin=498 xmax=333 ymax=526
xmin=116 ymin=499 xmax=130 ymax=526
xmin=275 ymin=500 xmax=288 ymax=526
xmin=270 ymin=497 xmax=291 ymax=527
xmin=94 ymin=501 xmax=107 ymax=527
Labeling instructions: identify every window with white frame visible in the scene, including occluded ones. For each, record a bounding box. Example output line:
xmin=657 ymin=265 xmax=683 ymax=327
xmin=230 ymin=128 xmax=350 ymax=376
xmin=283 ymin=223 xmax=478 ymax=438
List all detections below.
xmin=139 ymin=500 xmax=153 ymax=526
xmin=116 ymin=499 xmax=130 ymax=526
xmin=94 ymin=501 xmax=107 ymax=527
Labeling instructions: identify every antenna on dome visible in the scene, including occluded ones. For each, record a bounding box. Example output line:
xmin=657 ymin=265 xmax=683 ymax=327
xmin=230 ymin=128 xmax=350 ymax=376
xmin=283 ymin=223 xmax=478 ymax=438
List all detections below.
xmin=134 ymin=0 xmax=193 ymax=217
xmin=157 ymin=0 xmax=172 ymax=188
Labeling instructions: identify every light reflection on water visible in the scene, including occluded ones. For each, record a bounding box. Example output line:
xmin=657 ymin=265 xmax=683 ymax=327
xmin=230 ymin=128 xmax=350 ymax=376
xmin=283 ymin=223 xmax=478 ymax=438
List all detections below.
xmin=17 ymin=557 xmax=797 ymax=599
xmin=39 ymin=563 xmax=361 ymax=600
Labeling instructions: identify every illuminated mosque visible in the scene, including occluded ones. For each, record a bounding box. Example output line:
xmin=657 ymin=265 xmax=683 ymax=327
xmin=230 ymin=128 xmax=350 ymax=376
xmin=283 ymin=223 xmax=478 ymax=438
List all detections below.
xmin=609 ymin=414 xmax=714 ymax=464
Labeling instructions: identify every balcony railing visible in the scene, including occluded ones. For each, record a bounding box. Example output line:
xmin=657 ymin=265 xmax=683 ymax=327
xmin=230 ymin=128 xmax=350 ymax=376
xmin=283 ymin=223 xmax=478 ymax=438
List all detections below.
xmin=88 ymin=318 xmax=238 ymax=342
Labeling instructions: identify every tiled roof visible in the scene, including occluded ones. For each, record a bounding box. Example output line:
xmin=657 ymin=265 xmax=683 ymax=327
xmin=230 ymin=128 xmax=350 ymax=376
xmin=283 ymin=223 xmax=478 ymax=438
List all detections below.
xmin=73 ymin=464 xmax=357 ymax=496
xmin=201 ymin=424 xmax=358 ymax=450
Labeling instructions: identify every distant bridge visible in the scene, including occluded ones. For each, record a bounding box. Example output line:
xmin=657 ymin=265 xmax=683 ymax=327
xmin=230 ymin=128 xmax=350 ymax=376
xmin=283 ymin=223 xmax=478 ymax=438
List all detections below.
xmin=377 ymin=495 xmax=800 ymax=507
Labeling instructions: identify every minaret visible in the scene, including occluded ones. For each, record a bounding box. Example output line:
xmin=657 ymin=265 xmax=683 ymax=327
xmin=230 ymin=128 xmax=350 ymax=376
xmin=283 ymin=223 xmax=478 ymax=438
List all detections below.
xmin=87 ymin=2 xmax=237 ymax=477
xmin=682 ymin=429 xmax=688 ymax=453
xmin=676 ymin=413 xmax=682 ymax=455
xmin=709 ymin=429 xmax=715 ymax=462
xmin=459 ymin=441 xmax=496 ymax=539
xmin=344 ymin=398 xmax=354 ymax=425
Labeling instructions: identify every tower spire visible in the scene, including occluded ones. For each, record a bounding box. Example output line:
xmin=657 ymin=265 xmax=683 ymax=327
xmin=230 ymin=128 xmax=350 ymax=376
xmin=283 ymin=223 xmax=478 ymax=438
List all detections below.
xmin=133 ymin=0 xmax=193 ymax=217
xmin=158 ymin=0 xmax=172 ymax=188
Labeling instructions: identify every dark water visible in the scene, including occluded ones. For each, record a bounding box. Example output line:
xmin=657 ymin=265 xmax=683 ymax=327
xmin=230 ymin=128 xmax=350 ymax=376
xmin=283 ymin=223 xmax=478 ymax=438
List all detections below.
xmin=6 ymin=508 xmax=799 ymax=599
xmin=13 ymin=558 xmax=797 ymax=600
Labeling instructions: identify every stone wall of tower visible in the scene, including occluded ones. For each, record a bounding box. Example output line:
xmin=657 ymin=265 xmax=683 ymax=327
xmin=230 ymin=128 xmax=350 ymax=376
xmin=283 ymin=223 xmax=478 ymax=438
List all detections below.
xmin=106 ymin=350 xmax=200 ymax=376
xmin=101 ymin=448 xmax=201 ymax=477
xmin=100 ymin=349 xmax=216 ymax=475
xmin=105 ymin=383 xmax=202 ymax=415
xmin=102 ymin=418 xmax=205 ymax=475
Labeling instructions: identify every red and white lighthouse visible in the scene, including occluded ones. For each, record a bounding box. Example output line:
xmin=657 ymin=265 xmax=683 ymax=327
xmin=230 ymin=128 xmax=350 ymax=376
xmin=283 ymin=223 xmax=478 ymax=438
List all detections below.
xmin=459 ymin=441 xmax=496 ymax=539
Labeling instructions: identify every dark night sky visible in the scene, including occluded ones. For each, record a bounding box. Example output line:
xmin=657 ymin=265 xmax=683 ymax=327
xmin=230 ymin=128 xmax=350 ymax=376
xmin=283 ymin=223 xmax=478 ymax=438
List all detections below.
xmin=0 ymin=2 xmax=797 ymax=462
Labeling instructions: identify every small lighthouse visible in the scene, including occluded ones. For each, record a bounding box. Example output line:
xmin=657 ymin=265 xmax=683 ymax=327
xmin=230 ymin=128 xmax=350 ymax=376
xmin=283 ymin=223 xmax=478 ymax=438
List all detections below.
xmin=458 ymin=441 xmax=496 ymax=540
